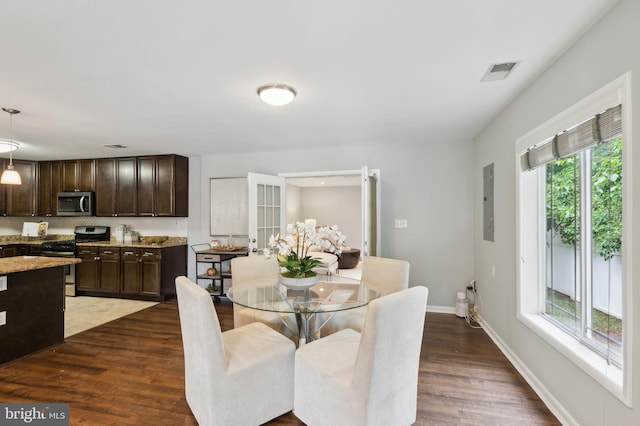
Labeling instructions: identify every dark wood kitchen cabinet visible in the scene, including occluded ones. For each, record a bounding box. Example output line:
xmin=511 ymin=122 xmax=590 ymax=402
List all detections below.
xmin=76 ymin=246 xmax=122 ymax=293
xmin=140 ymin=249 xmax=162 ymax=296
xmin=95 ymin=157 xmax=137 ymax=216
xmin=121 ymin=249 xmax=142 ymax=294
xmin=138 ymin=155 xmax=188 ymax=217
xmin=76 ymin=246 xmax=99 ymax=291
xmin=77 ymin=244 xmax=186 ymax=301
xmin=61 ymin=159 xmax=95 ymax=192
xmin=0 ymin=159 xmax=37 ymax=217
xmin=98 ymin=248 xmax=121 ymax=293
xmin=120 ymin=248 xmax=162 ymax=296
xmin=37 ymin=161 xmax=62 ymax=216
xmin=0 ymin=245 xmax=17 ymax=257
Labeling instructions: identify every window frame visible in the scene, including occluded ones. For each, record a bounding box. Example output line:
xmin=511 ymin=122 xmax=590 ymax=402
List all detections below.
xmin=515 ymin=73 xmax=632 ymax=406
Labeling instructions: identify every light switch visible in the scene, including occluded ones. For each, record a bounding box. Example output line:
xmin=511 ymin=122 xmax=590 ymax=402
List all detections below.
xmin=395 ymin=219 xmax=408 ymax=229
xmin=0 ymin=275 xmax=6 ymax=291
xmin=0 ymin=311 xmax=6 ymax=326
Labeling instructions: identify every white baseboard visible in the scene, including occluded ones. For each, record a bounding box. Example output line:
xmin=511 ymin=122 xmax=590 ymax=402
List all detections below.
xmin=426 ymin=304 xmax=456 ymax=314
xmin=479 ymin=318 xmax=578 ymax=426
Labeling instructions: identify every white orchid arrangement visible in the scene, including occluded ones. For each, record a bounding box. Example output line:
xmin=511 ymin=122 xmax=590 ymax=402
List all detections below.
xmin=266 ymin=222 xmax=347 ymax=278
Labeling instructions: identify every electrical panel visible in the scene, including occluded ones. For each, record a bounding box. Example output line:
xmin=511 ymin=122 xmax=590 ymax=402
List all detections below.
xmin=483 ymin=163 xmax=494 ymax=242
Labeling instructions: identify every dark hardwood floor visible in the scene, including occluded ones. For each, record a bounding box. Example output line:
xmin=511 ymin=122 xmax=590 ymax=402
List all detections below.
xmin=0 ymin=299 xmax=560 ymax=425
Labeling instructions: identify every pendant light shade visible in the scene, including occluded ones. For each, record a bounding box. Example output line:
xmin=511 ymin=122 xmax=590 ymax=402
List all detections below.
xmin=1 ymin=108 xmax=21 ymax=185
xmin=0 ymin=163 xmax=21 ymax=185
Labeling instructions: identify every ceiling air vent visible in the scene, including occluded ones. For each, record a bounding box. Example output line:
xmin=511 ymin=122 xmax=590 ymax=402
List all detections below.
xmin=103 ymin=144 xmax=128 ymax=149
xmin=481 ymin=61 xmax=519 ymax=82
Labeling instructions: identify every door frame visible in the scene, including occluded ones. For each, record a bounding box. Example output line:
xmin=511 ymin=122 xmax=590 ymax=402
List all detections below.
xmin=278 ymin=168 xmax=381 ymax=256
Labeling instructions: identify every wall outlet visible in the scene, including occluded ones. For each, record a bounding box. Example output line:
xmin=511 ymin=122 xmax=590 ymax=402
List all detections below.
xmin=0 ymin=311 xmax=6 ymax=326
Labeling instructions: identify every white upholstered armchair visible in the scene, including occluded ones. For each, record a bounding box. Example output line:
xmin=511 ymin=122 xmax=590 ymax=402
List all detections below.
xmin=318 ymin=255 xmax=410 ymax=336
xmin=230 ymin=255 xmax=298 ymax=339
xmin=294 ymin=285 xmax=428 ymax=426
xmin=175 ymin=276 xmax=296 ymax=425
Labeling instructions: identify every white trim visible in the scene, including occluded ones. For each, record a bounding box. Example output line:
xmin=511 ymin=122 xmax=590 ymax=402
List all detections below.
xmin=515 ymin=72 xmax=632 ymax=406
xmin=426 ymin=305 xmax=456 ymax=314
xmin=278 ymin=169 xmax=362 ymax=178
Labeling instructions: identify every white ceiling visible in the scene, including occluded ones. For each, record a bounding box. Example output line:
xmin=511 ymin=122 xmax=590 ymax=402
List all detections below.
xmin=0 ymin=0 xmax=618 ymax=162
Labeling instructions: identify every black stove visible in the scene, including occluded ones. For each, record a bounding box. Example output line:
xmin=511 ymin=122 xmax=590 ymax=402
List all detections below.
xmin=41 ymin=226 xmax=111 ymax=257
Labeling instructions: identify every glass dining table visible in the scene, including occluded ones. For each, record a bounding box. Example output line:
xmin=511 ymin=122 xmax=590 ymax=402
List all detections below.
xmin=227 ymin=274 xmax=378 ymax=346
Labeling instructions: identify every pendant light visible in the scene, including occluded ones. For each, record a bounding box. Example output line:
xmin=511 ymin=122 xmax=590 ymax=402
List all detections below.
xmin=1 ymin=108 xmax=21 ymax=185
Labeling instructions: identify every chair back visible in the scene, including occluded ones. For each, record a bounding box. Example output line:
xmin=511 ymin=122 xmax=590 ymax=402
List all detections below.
xmin=361 ymin=256 xmax=410 ymax=296
xmin=175 ymin=276 xmax=226 ymax=425
xmin=353 ymin=285 xmax=428 ymax=425
xmin=231 ymin=255 xmax=280 ymax=291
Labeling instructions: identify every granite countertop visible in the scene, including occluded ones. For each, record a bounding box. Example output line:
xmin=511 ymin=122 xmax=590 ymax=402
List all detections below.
xmin=76 ymin=237 xmax=187 ymax=249
xmin=0 ymin=235 xmax=187 ymax=248
xmin=0 ymin=235 xmax=74 ymax=245
xmin=0 ymin=256 xmax=81 ymax=275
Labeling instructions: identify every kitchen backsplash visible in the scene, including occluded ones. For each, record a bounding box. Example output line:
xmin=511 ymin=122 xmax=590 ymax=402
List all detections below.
xmin=0 ymin=216 xmax=188 ymax=238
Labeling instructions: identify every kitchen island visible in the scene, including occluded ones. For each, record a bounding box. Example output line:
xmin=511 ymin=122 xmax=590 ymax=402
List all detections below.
xmin=0 ymin=256 xmax=81 ymax=364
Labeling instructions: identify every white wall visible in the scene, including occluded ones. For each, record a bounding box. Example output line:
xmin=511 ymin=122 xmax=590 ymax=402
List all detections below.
xmin=297 ymin=185 xmax=361 ymax=251
xmin=473 ymin=0 xmax=639 ymax=423
xmin=0 ymin=216 xmax=188 ymax=238
xmin=189 ymin=139 xmax=474 ymax=308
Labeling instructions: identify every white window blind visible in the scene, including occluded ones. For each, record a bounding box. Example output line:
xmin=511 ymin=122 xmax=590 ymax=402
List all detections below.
xmin=521 ymin=104 xmax=622 ymax=171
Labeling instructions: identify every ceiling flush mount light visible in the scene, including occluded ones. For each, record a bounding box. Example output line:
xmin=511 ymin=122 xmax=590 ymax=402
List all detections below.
xmin=0 ymin=140 xmax=18 ymax=154
xmin=1 ymin=108 xmax=22 ymax=185
xmin=257 ymin=84 xmax=297 ymax=106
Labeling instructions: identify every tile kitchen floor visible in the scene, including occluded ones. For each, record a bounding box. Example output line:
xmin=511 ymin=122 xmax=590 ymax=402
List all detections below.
xmin=64 ymin=296 xmax=158 ymax=338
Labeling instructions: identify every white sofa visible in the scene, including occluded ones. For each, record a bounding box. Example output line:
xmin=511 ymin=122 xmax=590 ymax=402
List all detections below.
xmin=309 ymin=252 xmax=339 ymax=275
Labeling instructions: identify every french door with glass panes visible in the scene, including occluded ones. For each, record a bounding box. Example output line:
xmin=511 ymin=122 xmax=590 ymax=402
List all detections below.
xmin=247 ymin=173 xmax=286 ymax=256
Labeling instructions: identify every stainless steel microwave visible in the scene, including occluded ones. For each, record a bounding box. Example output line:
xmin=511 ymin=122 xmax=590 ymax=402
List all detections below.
xmin=57 ymin=192 xmax=95 ymax=216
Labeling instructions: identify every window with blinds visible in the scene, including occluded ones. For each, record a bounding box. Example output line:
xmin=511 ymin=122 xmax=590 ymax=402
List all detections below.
xmin=516 ymin=74 xmax=631 ymax=404
xmin=520 ymin=104 xmax=622 ymax=171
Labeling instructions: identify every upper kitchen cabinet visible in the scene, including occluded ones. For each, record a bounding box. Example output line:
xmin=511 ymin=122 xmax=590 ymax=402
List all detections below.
xmin=1 ymin=160 xmax=37 ymax=217
xmin=95 ymin=157 xmax=137 ymax=217
xmin=138 ymin=155 xmax=188 ymax=217
xmin=37 ymin=161 xmax=62 ymax=217
xmin=62 ymin=159 xmax=95 ymax=192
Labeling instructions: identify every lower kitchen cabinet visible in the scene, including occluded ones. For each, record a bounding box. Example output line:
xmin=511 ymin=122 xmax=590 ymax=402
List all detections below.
xmin=121 ymin=248 xmax=161 ymax=296
xmin=121 ymin=249 xmax=142 ymax=294
xmin=140 ymin=249 xmax=162 ymax=296
xmin=76 ymin=246 xmax=120 ymax=293
xmin=76 ymin=247 xmax=99 ymax=291
xmin=98 ymin=248 xmax=121 ymax=293
xmin=76 ymin=244 xmax=186 ymax=301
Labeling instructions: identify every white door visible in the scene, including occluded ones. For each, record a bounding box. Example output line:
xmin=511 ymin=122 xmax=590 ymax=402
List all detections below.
xmin=248 ymin=172 xmax=286 ymax=256
xmin=361 ymin=166 xmax=380 ymax=256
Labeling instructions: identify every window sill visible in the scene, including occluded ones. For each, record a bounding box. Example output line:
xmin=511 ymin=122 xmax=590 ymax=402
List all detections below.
xmin=518 ymin=312 xmax=630 ymax=406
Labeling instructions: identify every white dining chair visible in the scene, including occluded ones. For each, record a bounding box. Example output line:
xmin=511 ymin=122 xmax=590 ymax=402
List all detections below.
xmin=230 ymin=256 xmax=299 ymax=339
xmin=175 ymin=276 xmax=295 ymax=426
xmin=294 ymin=285 xmax=428 ymax=426
xmin=318 ymin=255 xmax=410 ymax=336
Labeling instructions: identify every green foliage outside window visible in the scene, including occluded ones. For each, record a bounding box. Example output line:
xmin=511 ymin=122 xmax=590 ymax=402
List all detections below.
xmin=546 ymin=138 xmax=622 ymax=261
